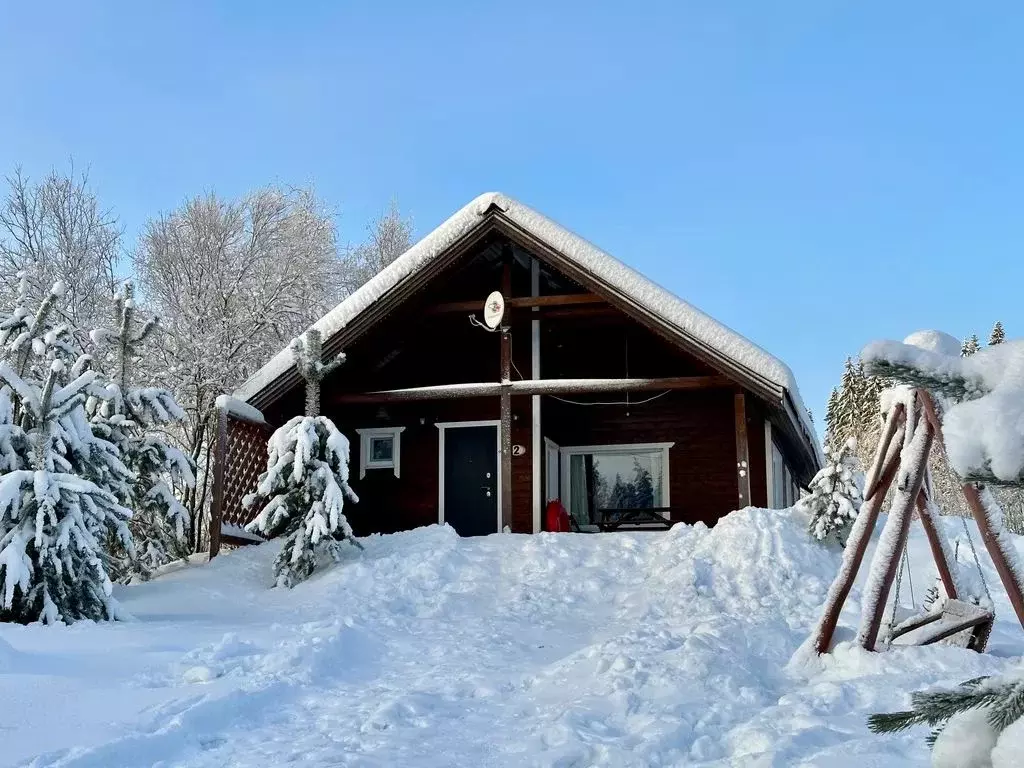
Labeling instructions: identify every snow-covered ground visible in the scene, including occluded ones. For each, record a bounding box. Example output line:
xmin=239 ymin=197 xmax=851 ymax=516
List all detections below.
xmin=3 ymin=507 xmax=1023 ymax=767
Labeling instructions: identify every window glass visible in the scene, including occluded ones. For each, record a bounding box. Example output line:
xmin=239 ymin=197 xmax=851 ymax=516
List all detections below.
xmin=567 ymin=448 xmax=664 ymax=527
xmin=370 ymin=436 xmax=394 ymax=463
xmin=771 ymin=441 xmax=787 ymax=508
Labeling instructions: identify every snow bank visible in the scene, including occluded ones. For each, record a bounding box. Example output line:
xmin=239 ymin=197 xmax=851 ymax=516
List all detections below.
xmin=233 ymin=192 xmax=819 ymax=452
xmin=1 ymin=508 xmax=1022 ymax=766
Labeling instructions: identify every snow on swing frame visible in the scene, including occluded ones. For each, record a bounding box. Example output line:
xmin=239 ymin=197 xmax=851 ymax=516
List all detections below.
xmin=811 ymin=351 xmax=1024 ymax=655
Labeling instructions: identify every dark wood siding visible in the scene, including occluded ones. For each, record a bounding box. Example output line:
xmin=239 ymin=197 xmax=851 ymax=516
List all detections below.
xmin=543 ymin=389 xmax=738 ymax=526
xmin=253 ymin=232 xmax=777 ymax=536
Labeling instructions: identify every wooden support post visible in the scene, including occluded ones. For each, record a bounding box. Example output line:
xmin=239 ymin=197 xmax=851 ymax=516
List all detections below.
xmin=919 ymin=389 xmax=1024 ymax=629
xmin=963 ymin=483 xmax=1024 ymax=630
xmin=208 ymin=406 xmax=229 ymax=559
xmin=530 ymin=256 xmax=542 ymax=533
xmin=734 ymin=391 xmax=751 ymax=509
xmin=499 ymin=258 xmax=513 ymax=531
xmin=812 ymin=404 xmax=905 ymax=654
xmin=916 ymin=491 xmax=959 ymax=600
xmin=859 ymin=417 xmax=934 ymax=651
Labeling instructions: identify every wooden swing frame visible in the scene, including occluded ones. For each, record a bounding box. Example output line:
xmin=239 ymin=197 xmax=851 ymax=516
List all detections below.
xmin=811 ymin=389 xmax=1024 ymax=654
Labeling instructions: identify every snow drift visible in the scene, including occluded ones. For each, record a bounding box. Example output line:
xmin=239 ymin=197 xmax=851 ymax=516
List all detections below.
xmin=1 ymin=507 xmax=1022 ymax=766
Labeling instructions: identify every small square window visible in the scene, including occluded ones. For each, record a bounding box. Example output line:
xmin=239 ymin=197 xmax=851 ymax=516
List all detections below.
xmin=370 ymin=436 xmax=394 ymax=463
xmin=356 ymin=427 xmax=405 ymax=479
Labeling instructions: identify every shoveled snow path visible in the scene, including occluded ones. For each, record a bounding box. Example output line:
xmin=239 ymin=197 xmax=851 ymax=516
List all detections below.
xmin=4 ymin=508 xmax=1023 ymax=767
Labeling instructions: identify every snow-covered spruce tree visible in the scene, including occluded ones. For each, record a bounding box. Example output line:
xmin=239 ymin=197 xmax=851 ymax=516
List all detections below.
xmin=88 ymin=284 xmax=195 ymax=582
xmin=243 ymin=329 xmax=359 ymax=588
xmin=0 ymin=276 xmax=133 ymax=623
xmin=990 ymin=321 xmax=1006 ymax=346
xmin=961 ymin=334 xmax=981 ymax=357
xmin=797 ymin=437 xmax=862 ymax=546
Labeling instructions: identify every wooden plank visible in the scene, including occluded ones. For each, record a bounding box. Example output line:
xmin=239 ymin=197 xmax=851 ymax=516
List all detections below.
xmin=427 ymin=293 xmax=605 ymax=314
xmin=963 ymin=483 xmax=1024 ymax=630
xmin=918 ymin=390 xmax=1024 ymax=631
xmin=500 ymin=260 xmax=513 ymax=531
xmin=812 ymin=404 xmax=905 ymax=654
xmin=916 ymin=491 xmax=959 ymax=600
xmin=734 ymin=391 xmax=751 ymax=509
xmin=208 ymin=407 xmax=229 ymax=559
xmin=334 ymin=375 xmax=733 ymax=404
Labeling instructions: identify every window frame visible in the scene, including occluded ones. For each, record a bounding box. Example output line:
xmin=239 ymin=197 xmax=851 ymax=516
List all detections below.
xmin=355 ymin=427 xmax=406 ymax=479
xmin=559 ymin=442 xmax=674 ymax=525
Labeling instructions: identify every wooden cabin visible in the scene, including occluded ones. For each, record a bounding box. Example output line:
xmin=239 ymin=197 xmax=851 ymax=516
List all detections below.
xmin=211 ymin=193 xmax=820 ymax=547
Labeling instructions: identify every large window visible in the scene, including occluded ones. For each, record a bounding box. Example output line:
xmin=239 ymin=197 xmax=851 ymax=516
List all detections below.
xmin=771 ymin=438 xmax=801 ymax=508
xmin=560 ymin=443 xmax=673 ymax=528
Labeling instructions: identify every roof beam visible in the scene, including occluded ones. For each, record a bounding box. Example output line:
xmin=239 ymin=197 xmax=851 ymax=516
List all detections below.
xmin=425 ymin=293 xmax=605 ymax=314
xmin=334 ymin=375 xmax=732 ymax=404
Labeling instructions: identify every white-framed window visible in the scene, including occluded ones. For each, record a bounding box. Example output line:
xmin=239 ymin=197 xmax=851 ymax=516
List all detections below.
xmin=771 ymin=440 xmax=787 ymax=509
xmin=770 ymin=438 xmax=802 ymax=508
xmin=544 ymin=437 xmax=560 ymax=502
xmin=355 ymin=427 xmax=405 ymax=479
xmin=559 ymin=442 xmax=673 ymax=528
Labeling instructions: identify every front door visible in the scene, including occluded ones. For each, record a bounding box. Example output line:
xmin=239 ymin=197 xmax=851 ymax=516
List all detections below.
xmin=443 ymin=425 xmax=498 ymax=536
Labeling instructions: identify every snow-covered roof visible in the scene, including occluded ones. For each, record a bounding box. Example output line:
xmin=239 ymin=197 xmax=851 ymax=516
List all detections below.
xmin=234 ymin=193 xmax=819 ymax=459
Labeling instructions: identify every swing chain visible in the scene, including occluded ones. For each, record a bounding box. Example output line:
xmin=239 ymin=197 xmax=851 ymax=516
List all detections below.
xmin=960 ymin=515 xmax=992 ymax=604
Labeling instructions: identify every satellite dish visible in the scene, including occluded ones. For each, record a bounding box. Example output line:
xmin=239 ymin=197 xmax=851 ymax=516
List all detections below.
xmin=483 ymin=291 xmax=505 ymax=330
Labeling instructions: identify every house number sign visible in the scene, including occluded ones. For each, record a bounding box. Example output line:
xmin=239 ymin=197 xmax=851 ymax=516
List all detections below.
xmin=512 ymin=444 xmax=526 ymax=457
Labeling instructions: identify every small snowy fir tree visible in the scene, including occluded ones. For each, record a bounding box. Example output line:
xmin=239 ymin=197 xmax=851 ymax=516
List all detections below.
xmin=0 ymin=275 xmax=133 ymax=623
xmin=244 ymin=329 xmax=359 ymax=587
xmin=797 ymin=437 xmax=862 ymax=546
xmin=989 ymin=321 xmax=1006 ymax=346
xmin=961 ymin=334 xmax=981 ymax=357
xmin=88 ymin=284 xmax=195 ymax=582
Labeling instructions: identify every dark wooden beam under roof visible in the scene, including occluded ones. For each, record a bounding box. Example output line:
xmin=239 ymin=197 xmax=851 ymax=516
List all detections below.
xmin=333 ymin=375 xmax=733 ymax=404
xmin=425 ymin=293 xmax=605 ymax=315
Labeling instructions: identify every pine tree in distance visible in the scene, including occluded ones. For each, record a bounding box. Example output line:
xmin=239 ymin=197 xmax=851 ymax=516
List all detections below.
xmin=244 ymin=328 xmax=359 ymax=588
xmin=0 ymin=275 xmax=133 ymax=623
xmin=88 ymin=284 xmax=195 ymax=582
xmin=797 ymin=437 xmax=862 ymax=546
xmin=961 ymin=334 xmax=981 ymax=357
xmin=989 ymin=321 xmax=1006 ymax=346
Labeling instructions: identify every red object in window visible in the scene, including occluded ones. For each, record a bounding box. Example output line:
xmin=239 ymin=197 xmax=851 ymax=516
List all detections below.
xmin=545 ymin=500 xmax=571 ymax=532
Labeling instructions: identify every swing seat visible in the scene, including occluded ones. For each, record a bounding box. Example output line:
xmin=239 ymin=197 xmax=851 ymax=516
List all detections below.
xmin=889 ymin=598 xmax=994 ymax=652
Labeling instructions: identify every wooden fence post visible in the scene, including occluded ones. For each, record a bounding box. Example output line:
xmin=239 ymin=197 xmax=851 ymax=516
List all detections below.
xmin=208 ymin=406 xmax=229 ymax=559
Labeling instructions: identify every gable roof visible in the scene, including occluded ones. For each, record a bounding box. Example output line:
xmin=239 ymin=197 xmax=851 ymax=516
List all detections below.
xmin=234 ymin=193 xmax=821 ymax=466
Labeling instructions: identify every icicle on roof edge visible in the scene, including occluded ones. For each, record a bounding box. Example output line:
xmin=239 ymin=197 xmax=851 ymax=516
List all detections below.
xmin=233 ymin=192 xmax=819 ymax=451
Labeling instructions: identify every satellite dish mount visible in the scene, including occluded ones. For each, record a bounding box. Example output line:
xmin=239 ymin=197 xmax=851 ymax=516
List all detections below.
xmin=470 ymin=290 xmax=507 ymax=333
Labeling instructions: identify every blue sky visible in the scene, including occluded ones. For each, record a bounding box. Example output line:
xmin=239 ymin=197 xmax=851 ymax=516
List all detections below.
xmin=2 ymin=1 xmax=1021 ymax=432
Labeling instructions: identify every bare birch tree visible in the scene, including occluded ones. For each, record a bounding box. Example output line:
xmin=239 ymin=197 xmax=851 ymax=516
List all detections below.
xmin=133 ymin=185 xmax=341 ymax=548
xmin=338 ymin=199 xmax=412 ymax=296
xmin=0 ymin=165 xmax=121 ymax=348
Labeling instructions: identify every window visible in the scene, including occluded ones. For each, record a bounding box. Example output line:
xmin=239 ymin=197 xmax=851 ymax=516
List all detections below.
xmin=544 ymin=438 xmax=560 ymax=502
xmin=355 ymin=427 xmax=405 ymax=479
xmin=771 ymin=438 xmax=802 ymax=508
xmin=560 ymin=443 xmax=673 ymax=528
xmin=771 ymin=440 xmax=787 ymax=509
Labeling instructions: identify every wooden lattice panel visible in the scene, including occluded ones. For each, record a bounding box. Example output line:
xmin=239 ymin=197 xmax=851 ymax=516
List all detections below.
xmin=221 ymin=416 xmax=274 ymax=528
